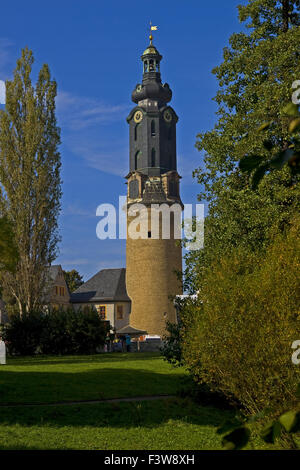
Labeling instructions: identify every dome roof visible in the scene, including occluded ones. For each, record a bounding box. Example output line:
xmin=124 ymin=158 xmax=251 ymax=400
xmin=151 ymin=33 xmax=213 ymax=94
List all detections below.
xmin=142 ymin=45 xmax=160 ymax=56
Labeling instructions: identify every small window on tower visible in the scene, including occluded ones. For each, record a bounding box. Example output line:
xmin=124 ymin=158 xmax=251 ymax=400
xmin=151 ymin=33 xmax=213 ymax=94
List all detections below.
xmin=151 ymin=148 xmax=156 ymax=167
xmin=148 ymin=231 xmax=152 ymax=238
xmin=134 ymin=123 xmax=139 ymax=141
xmin=135 ymin=151 xmax=142 ymax=170
xmin=151 ymin=120 xmax=155 ymax=137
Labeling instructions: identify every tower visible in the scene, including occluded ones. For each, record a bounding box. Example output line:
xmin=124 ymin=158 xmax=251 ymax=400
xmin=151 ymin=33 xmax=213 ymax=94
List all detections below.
xmin=126 ymin=36 xmax=182 ymax=338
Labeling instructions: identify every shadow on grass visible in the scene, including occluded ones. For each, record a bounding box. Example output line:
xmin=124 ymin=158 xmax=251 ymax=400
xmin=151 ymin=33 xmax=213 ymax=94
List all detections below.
xmin=0 ymin=368 xmax=185 ymax=405
xmin=0 ymin=396 xmax=233 ymax=432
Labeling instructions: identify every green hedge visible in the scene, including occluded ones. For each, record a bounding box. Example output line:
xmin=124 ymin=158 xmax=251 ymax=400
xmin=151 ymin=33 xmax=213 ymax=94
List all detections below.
xmin=3 ymin=308 xmax=110 ymax=356
xmin=182 ymin=217 xmax=300 ymax=416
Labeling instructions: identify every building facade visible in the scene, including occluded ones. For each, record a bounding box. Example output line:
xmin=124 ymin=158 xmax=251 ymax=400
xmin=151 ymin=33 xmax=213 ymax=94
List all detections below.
xmin=125 ymin=38 xmax=183 ymax=337
xmin=48 ymin=265 xmax=71 ymax=309
xmin=71 ymin=268 xmax=131 ymax=331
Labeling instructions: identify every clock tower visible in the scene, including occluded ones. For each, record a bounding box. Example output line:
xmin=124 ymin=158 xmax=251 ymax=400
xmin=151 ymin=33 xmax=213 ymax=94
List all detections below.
xmin=126 ymin=37 xmax=182 ymax=337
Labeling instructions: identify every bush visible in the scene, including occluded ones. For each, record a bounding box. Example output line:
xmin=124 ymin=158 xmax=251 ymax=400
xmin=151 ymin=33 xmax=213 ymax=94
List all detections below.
xmin=161 ymin=321 xmax=183 ymax=367
xmin=3 ymin=312 xmax=45 ymax=355
xmin=161 ymin=297 xmax=202 ymax=367
xmin=183 ymin=217 xmax=300 ymax=416
xmin=3 ymin=307 xmax=110 ymax=356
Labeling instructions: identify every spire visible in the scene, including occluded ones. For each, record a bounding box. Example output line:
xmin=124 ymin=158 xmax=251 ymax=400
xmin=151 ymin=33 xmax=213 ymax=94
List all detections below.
xmin=131 ymin=32 xmax=172 ymax=106
xmin=149 ymin=21 xmax=158 ymax=45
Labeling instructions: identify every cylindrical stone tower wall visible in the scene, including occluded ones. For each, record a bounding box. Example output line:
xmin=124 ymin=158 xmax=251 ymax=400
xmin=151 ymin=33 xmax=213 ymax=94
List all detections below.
xmin=126 ymin=206 xmax=182 ymax=337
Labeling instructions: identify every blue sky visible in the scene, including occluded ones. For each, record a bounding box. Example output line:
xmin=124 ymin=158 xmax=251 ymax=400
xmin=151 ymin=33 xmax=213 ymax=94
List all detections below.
xmin=0 ymin=0 xmax=246 ymax=280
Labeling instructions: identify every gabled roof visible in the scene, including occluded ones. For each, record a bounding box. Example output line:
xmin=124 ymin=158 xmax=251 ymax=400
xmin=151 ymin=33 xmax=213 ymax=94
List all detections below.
xmin=71 ymin=268 xmax=130 ymax=303
xmin=48 ymin=265 xmax=62 ymax=281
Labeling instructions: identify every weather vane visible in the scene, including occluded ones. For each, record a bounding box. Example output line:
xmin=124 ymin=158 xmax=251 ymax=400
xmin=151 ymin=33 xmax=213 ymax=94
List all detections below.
xmin=149 ymin=21 xmax=158 ymax=45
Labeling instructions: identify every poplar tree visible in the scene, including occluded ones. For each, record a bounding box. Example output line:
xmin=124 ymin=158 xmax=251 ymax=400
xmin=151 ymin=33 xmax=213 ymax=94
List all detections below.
xmin=0 ymin=48 xmax=62 ymax=315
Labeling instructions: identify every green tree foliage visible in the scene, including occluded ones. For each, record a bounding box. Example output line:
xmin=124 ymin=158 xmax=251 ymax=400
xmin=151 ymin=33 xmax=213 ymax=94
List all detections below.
xmin=186 ymin=0 xmax=300 ymax=287
xmin=239 ymin=103 xmax=300 ymax=187
xmin=0 ymin=48 xmax=62 ymax=315
xmin=3 ymin=308 xmax=110 ymax=356
xmin=183 ymin=217 xmax=300 ymax=416
xmin=0 ymin=216 xmax=18 ymax=273
xmin=63 ymin=269 xmax=84 ymax=293
xmin=161 ymin=320 xmax=183 ymax=367
xmin=179 ymin=1 xmax=300 ymax=448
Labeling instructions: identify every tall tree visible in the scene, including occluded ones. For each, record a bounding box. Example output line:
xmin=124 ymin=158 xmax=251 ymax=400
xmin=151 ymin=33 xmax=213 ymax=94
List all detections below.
xmin=63 ymin=269 xmax=84 ymax=293
xmin=0 ymin=216 xmax=18 ymax=274
xmin=185 ymin=0 xmax=300 ymax=291
xmin=0 ymin=48 xmax=62 ymax=315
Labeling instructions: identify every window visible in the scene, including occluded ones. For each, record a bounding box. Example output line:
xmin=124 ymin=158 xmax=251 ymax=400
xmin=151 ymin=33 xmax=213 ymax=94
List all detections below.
xmin=169 ymin=180 xmax=178 ymax=197
xmin=134 ymin=123 xmax=139 ymax=141
xmin=55 ymin=286 xmax=59 ymax=295
xmin=59 ymin=286 xmax=65 ymax=296
xmin=97 ymin=305 xmax=106 ymax=320
xmin=151 ymin=148 xmax=156 ymax=167
xmin=135 ymin=151 xmax=142 ymax=170
xmin=117 ymin=305 xmax=123 ymax=320
xmin=151 ymin=120 xmax=155 ymax=137
xmin=149 ymin=59 xmax=154 ymax=72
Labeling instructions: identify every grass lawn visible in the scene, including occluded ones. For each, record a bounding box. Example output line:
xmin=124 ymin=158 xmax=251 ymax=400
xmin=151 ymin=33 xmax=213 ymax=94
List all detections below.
xmin=0 ymin=352 xmax=185 ymax=404
xmin=0 ymin=353 xmax=282 ymax=450
xmin=0 ymin=398 xmax=234 ymax=450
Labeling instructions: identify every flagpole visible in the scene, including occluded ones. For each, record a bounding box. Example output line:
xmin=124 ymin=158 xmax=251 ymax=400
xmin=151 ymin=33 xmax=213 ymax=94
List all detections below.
xmin=149 ymin=20 xmax=153 ymax=45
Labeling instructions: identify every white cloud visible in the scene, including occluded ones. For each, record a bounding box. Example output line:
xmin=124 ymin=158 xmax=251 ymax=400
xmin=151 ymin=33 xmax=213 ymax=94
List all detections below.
xmin=66 ymin=138 xmax=127 ymax=177
xmin=61 ymin=204 xmax=96 ymax=218
xmin=0 ymin=38 xmax=14 ymax=78
xmin=58 ymin=258 xmax=91 ymax=267
xmin=56 ymin=90 xmax=129 ymax=131
xmin=56 ymin=90 xmax=129 ymax=177
xmin=96 ymin=259 xmax=125 ymax=271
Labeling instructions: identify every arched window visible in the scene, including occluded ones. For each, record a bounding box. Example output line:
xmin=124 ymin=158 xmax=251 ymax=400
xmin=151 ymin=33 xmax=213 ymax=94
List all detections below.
xmin=149 ymin=59 xmax=154 ymax=72
xmin=134 ymin=123 xmax=139 ymax=141
xmin=151 ymin=148 xmax=156 ymax=167
xmin=151 ymin=120 xmax=155 ymax=137
xmin=135 ymin=151 xmax=142 ymax=170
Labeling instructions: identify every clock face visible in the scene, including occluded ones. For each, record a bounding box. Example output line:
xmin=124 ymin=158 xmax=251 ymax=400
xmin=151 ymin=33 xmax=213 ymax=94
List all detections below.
xmin=136 ymin=84 xmax=142 ymax=93
xmin=134 ymin=110 xmax=143 ymax=123
xmin=163 ymin=110 xmax=172 ymax=123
